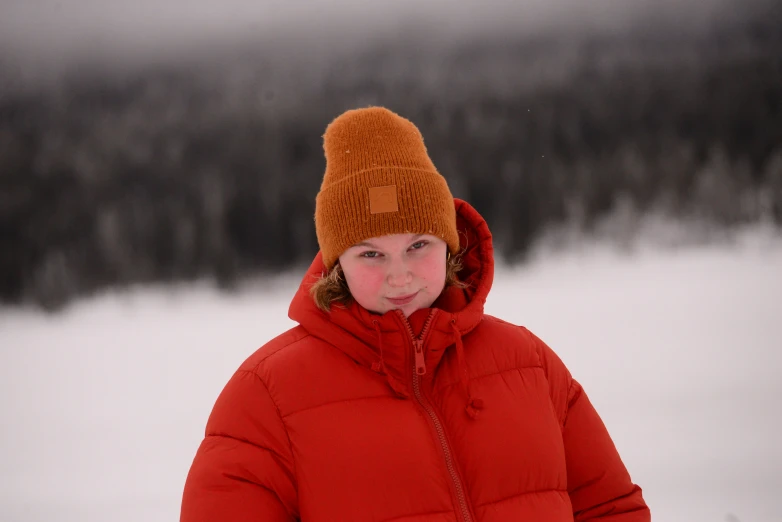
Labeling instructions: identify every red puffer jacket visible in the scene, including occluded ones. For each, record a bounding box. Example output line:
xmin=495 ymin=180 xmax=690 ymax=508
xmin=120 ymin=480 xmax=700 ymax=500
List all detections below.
xmin=181 ymin=199 xmax=650 ymax=522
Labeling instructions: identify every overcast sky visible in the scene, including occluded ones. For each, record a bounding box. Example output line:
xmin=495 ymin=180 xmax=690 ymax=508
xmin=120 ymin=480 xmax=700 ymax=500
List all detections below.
xmin=0 ymin=0 xmax=748 ymax=64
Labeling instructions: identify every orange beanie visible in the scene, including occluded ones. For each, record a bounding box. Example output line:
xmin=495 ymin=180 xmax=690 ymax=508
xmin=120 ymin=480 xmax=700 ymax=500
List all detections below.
xmin=315 ymin=107 xmax=459 ymax=270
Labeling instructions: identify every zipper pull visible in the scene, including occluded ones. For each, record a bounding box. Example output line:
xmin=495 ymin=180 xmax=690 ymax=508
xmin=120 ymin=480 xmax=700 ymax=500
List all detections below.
xmin=413 ymin=340 xmax=426 ymax=376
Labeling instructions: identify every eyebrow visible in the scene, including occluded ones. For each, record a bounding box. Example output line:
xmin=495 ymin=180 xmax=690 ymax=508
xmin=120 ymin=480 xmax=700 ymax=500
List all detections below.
xmin=352 ymin=234 xmax=424 ymax=249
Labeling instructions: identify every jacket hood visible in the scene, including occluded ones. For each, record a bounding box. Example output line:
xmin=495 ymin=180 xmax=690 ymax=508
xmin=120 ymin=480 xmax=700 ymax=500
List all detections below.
xmin=288 ymin=198 xmax=494 ymax=401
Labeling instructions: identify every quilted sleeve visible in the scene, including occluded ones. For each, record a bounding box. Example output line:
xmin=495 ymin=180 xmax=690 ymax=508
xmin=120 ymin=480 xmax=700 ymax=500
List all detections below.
xmin=181 ymin=369 xmax=299 ymax=522
xmin=528 ymin=329 xmax=651 ymax=521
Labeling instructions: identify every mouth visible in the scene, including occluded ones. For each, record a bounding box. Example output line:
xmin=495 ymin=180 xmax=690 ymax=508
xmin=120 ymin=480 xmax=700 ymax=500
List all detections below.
xmin=386 ymin=292 xmax=418 ymax=306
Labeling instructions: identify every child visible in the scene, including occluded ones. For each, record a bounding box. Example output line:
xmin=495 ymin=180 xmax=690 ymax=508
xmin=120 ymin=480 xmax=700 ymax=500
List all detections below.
xmin=181 ymin=107 xmax=650 ymax=521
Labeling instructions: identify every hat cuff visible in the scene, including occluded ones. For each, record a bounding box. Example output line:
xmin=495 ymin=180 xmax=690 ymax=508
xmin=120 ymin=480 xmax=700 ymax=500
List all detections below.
xmin=315 ymin=167 xmax=459 ymax=269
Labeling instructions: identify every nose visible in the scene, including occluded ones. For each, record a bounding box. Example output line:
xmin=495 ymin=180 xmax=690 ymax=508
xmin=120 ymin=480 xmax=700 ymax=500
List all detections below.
xmin=386 ymin=261 xmax=412 ymax=288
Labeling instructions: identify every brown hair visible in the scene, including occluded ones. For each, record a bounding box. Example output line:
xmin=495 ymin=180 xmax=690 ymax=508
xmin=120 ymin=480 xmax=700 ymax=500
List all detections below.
xmin=310 ymin=251 xmax=468 ymax=313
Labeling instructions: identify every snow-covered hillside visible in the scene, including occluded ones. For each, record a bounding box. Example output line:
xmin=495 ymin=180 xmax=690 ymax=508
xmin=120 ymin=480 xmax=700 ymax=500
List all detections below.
xmin=1 ymin=233 xmax=780 ymax=522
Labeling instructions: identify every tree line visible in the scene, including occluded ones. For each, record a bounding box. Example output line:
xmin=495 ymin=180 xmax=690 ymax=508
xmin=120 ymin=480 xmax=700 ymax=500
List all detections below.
xmin=1 ymin=8 xmax=781 ymax=310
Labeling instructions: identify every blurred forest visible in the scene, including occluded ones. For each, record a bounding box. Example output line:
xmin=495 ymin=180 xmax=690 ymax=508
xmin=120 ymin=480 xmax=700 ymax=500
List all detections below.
xmin=1 ymin=3 xmax=781 ymax=310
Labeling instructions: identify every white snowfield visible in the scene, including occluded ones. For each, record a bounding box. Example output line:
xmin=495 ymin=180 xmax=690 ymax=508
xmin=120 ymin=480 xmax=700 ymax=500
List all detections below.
xmin=1 ymin=231 xmax=780 ymax=522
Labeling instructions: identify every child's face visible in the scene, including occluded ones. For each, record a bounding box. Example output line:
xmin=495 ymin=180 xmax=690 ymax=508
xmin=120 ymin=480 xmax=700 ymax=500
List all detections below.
xmin=338 ymin=233 xmax=448 ymax=318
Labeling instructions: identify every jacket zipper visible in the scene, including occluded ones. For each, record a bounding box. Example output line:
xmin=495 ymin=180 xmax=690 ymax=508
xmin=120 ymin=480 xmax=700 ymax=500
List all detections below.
xmin=398 ymin=310 xmax=473 ymax=522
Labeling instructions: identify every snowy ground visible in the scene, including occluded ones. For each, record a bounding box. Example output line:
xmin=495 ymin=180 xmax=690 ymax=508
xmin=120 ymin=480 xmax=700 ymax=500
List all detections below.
xmin=1 ymin=232 xmax=781 ymax=522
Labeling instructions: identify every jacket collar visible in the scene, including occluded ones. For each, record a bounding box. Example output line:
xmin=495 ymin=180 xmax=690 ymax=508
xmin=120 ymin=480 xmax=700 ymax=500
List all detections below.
xmin=288 ymin=199 xmax=494 ymax=397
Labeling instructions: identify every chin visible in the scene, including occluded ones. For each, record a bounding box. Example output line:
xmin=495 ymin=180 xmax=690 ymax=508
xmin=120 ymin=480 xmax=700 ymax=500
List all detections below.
xmin=374 ymin=295 xmax=431 ymax=317
xmin=397 ymin=300 xmax=428 ymax=318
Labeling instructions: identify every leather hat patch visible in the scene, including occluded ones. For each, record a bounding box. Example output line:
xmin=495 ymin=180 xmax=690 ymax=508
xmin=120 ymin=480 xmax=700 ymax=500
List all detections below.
xmin=369 ymin=185 xmax=399 ymax=214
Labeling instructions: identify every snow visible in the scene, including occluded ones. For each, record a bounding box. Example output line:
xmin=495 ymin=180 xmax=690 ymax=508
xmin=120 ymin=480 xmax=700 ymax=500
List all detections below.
xmin=1 ymin=233 xmax=781 ymax=522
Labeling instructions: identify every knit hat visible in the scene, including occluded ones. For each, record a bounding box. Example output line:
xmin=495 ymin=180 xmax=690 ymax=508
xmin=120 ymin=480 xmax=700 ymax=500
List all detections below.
xmin=315 ymin=107 xmax=459 ymax=270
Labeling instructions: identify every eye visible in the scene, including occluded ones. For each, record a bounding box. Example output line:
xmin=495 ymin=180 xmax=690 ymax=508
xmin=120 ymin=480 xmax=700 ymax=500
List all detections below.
xmin=410 ymin=241 xmax=428 ymax=250
xmin=360 ymin=251 xmax=381 ymax=259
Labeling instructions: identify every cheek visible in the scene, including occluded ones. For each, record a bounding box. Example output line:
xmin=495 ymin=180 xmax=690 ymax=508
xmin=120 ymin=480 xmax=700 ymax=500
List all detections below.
xmin=416 ymin=256 xmax=447 ymax=285
xmin=345 ymin=265 xmax=386 ymax=300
